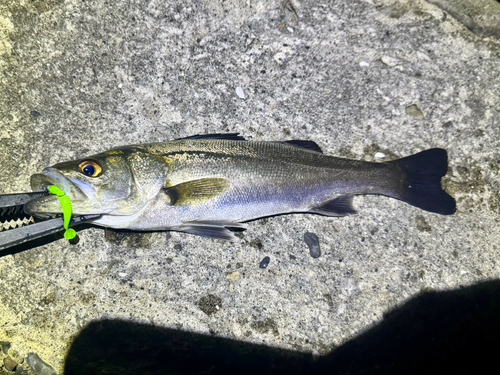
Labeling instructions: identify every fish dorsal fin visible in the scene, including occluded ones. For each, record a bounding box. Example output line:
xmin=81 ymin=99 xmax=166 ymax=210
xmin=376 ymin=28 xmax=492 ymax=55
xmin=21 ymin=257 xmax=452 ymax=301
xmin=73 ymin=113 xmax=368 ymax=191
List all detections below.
xmin=309 ymin=195 xmax=357 ymax=216
xmin=164 ymin=178 xmax=230 ymax=206
xmin=174 ymin=133 xmax=246 ymax=141
xmin=282 ymin=140 xmax=323 ymax=153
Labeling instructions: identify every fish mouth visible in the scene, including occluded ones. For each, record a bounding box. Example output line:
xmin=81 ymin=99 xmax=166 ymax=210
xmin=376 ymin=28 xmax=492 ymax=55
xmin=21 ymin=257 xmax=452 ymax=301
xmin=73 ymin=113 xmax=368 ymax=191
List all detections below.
xmin=30 ymin=168 xmax=90 ymax=201
xmin=26 ymin=168 xmax=94 ymax=218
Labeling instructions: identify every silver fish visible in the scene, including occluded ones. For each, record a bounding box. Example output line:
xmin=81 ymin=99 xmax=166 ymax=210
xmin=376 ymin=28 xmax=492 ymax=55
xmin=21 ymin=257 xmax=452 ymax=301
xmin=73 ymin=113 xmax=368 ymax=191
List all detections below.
xmin=25 ymin=134 xmax=456 ymax=240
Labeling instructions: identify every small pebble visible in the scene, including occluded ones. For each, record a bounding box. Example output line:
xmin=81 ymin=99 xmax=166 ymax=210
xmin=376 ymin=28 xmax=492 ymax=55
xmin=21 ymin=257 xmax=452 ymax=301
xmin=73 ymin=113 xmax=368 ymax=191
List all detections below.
xmin=7 ymin=348 xmax=23 ymax=364
xmin=405 ymin=104 xmax=425 ymax=119
xmin=287 ymin=26 xmax=294 ymax=33
xmin=0 ymin=341 xmax=10 ymax=355
xmin=359 ymin=61 xmax=370 ymax=67
xmin=26 ymin=353 xmax=57 ymax=375
xmin=4 ymin=356 xmax=17 ymax=371
xmin=30 ymin=110 xmax=41 ymax=118
xmin=304 ymin=232 xmax=321 ymax=258
xmin=259 ymin=256 xmax=270 ymax=269
xmin=235 ymin=86 xmax=245 ymax=99
xmin=226 ymin=271 xmax=240 ymax=282
xmin=374 ymin=152 xmax=385 ymax=158
xmin=381 ymin=55 xmax=399 ymax=67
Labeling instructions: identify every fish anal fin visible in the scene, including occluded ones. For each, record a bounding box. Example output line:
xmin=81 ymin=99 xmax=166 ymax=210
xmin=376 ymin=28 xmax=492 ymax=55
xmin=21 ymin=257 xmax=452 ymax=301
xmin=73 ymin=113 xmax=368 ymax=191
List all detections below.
xmin=310 ymin=195 xmax=357 ymax=217
xmin=164 ymin=178 xmax=230 ymax=206
xmin=283 ymin=140 xmax=323 ymax=153
xmin=176 ymin=221 xmax=247 ymax=241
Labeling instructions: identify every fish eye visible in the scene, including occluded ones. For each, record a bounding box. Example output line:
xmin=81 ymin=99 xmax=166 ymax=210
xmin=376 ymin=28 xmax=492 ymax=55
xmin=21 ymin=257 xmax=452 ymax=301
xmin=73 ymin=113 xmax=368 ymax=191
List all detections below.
xmin=78 ymin=161 xmax=102 ymax=177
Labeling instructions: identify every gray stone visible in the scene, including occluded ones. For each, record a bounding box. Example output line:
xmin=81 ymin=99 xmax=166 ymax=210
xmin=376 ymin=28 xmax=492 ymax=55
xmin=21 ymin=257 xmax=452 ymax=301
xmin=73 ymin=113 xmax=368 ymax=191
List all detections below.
xmin=259 ymin=256 xmax=270 ymax=269
xmin=0 ymin=342 xmax=9 ymax=356
xmin=25 ymin=353 xmax=56 ymax=375
xmin=405 ymin=104 xmax=425 ymax=119
xmin=304 ymin=232 xmax=321 ymax=258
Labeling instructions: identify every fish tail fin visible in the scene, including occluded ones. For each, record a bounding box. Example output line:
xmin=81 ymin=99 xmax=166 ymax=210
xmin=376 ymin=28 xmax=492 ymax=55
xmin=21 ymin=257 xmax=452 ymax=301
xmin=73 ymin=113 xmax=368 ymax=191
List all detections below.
xmin=388 ymin=149 xmax=456 ymax=215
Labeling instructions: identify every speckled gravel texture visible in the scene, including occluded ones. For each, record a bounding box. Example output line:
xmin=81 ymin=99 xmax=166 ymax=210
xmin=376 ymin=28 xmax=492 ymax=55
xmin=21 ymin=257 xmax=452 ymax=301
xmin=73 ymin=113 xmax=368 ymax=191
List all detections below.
xmin=1 ymin=0 xmax=499 ymax=373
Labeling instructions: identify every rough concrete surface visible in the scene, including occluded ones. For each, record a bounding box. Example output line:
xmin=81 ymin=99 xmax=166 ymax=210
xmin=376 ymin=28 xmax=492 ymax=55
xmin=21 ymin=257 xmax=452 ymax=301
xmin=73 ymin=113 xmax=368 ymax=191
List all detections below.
xmin=0 ymin=0 xmax=499 ymax=373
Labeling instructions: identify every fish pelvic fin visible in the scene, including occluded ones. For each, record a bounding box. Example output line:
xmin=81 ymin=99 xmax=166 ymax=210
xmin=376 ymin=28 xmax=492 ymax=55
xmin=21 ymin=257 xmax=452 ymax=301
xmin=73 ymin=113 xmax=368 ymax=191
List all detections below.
xmin=175 ymin=221 xmax=247 ymax=241
xmin=164 ymin=178 xmax=230 ymax=206
xmin=309 ymin=195 xmax=357 ymax=216
xmin=389 ymin=148 xmax=456 ymax=215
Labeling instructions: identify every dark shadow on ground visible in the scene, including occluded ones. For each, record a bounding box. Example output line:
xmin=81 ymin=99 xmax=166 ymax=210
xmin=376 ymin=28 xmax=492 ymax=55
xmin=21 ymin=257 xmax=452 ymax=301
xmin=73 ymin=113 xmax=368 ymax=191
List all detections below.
xmin=64 ymin=280 xmax=500 ymax=375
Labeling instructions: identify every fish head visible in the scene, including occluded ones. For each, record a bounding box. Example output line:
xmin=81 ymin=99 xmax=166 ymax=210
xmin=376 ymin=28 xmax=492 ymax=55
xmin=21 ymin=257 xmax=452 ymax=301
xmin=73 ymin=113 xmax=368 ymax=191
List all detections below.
xmin=26 ymin=148 xmax=166 ymax=219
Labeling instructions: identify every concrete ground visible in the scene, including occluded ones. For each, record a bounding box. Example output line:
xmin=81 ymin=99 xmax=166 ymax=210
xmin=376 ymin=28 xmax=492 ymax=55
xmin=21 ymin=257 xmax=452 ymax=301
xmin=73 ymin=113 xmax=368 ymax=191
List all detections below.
xmin=0 ymin=0 xmax=499 ymax=373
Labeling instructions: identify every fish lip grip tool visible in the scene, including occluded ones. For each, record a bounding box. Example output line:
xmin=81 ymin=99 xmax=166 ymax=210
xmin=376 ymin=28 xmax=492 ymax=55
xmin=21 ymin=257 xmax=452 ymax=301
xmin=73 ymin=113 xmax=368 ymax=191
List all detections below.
xmin=0 ymin=190 xmax=101 ymax=252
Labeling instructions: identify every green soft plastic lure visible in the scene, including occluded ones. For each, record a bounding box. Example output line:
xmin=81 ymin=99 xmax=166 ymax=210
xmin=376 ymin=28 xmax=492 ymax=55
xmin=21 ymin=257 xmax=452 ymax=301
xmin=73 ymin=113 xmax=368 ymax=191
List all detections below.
xmin=48 ymin=185 xmax=77 ymax=240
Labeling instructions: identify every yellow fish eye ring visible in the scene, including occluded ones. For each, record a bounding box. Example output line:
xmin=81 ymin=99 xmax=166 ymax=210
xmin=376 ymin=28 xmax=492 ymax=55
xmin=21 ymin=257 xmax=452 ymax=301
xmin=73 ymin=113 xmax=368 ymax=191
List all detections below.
xmin=78 ymin=161 xmax=102 ymax=177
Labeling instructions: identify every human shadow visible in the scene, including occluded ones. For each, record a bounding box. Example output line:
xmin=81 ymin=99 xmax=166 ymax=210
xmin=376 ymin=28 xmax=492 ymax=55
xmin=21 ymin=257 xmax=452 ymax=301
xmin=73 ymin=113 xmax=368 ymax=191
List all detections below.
xmin=64 ymin=279 xmax=500 ymax=375
xmin=317 ymin=279 xmax=500 ymax=374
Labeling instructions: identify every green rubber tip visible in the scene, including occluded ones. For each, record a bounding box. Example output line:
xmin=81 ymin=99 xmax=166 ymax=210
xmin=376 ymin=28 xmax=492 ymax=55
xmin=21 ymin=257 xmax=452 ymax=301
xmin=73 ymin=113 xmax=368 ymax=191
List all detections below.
xmin=48 ymin=185 xmax=65 ymax=197
xmin=64 ymin=228 xmax=77 ymax=240
xmin=48 ymin=185 xmax=76 ymax=242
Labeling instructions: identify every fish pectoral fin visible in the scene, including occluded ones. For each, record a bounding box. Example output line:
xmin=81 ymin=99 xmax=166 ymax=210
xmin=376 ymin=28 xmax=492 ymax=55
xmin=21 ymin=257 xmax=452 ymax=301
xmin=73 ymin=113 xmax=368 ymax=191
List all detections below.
xmin=309 ymin=195 xmax=357 ymax=216
xmin=282 ymin=140 xmax=323 ymax=153
xmin=176 ymin=221 xmax=247 ymax=241
xmin=164 ymin=178 xmax=230 ymax=206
